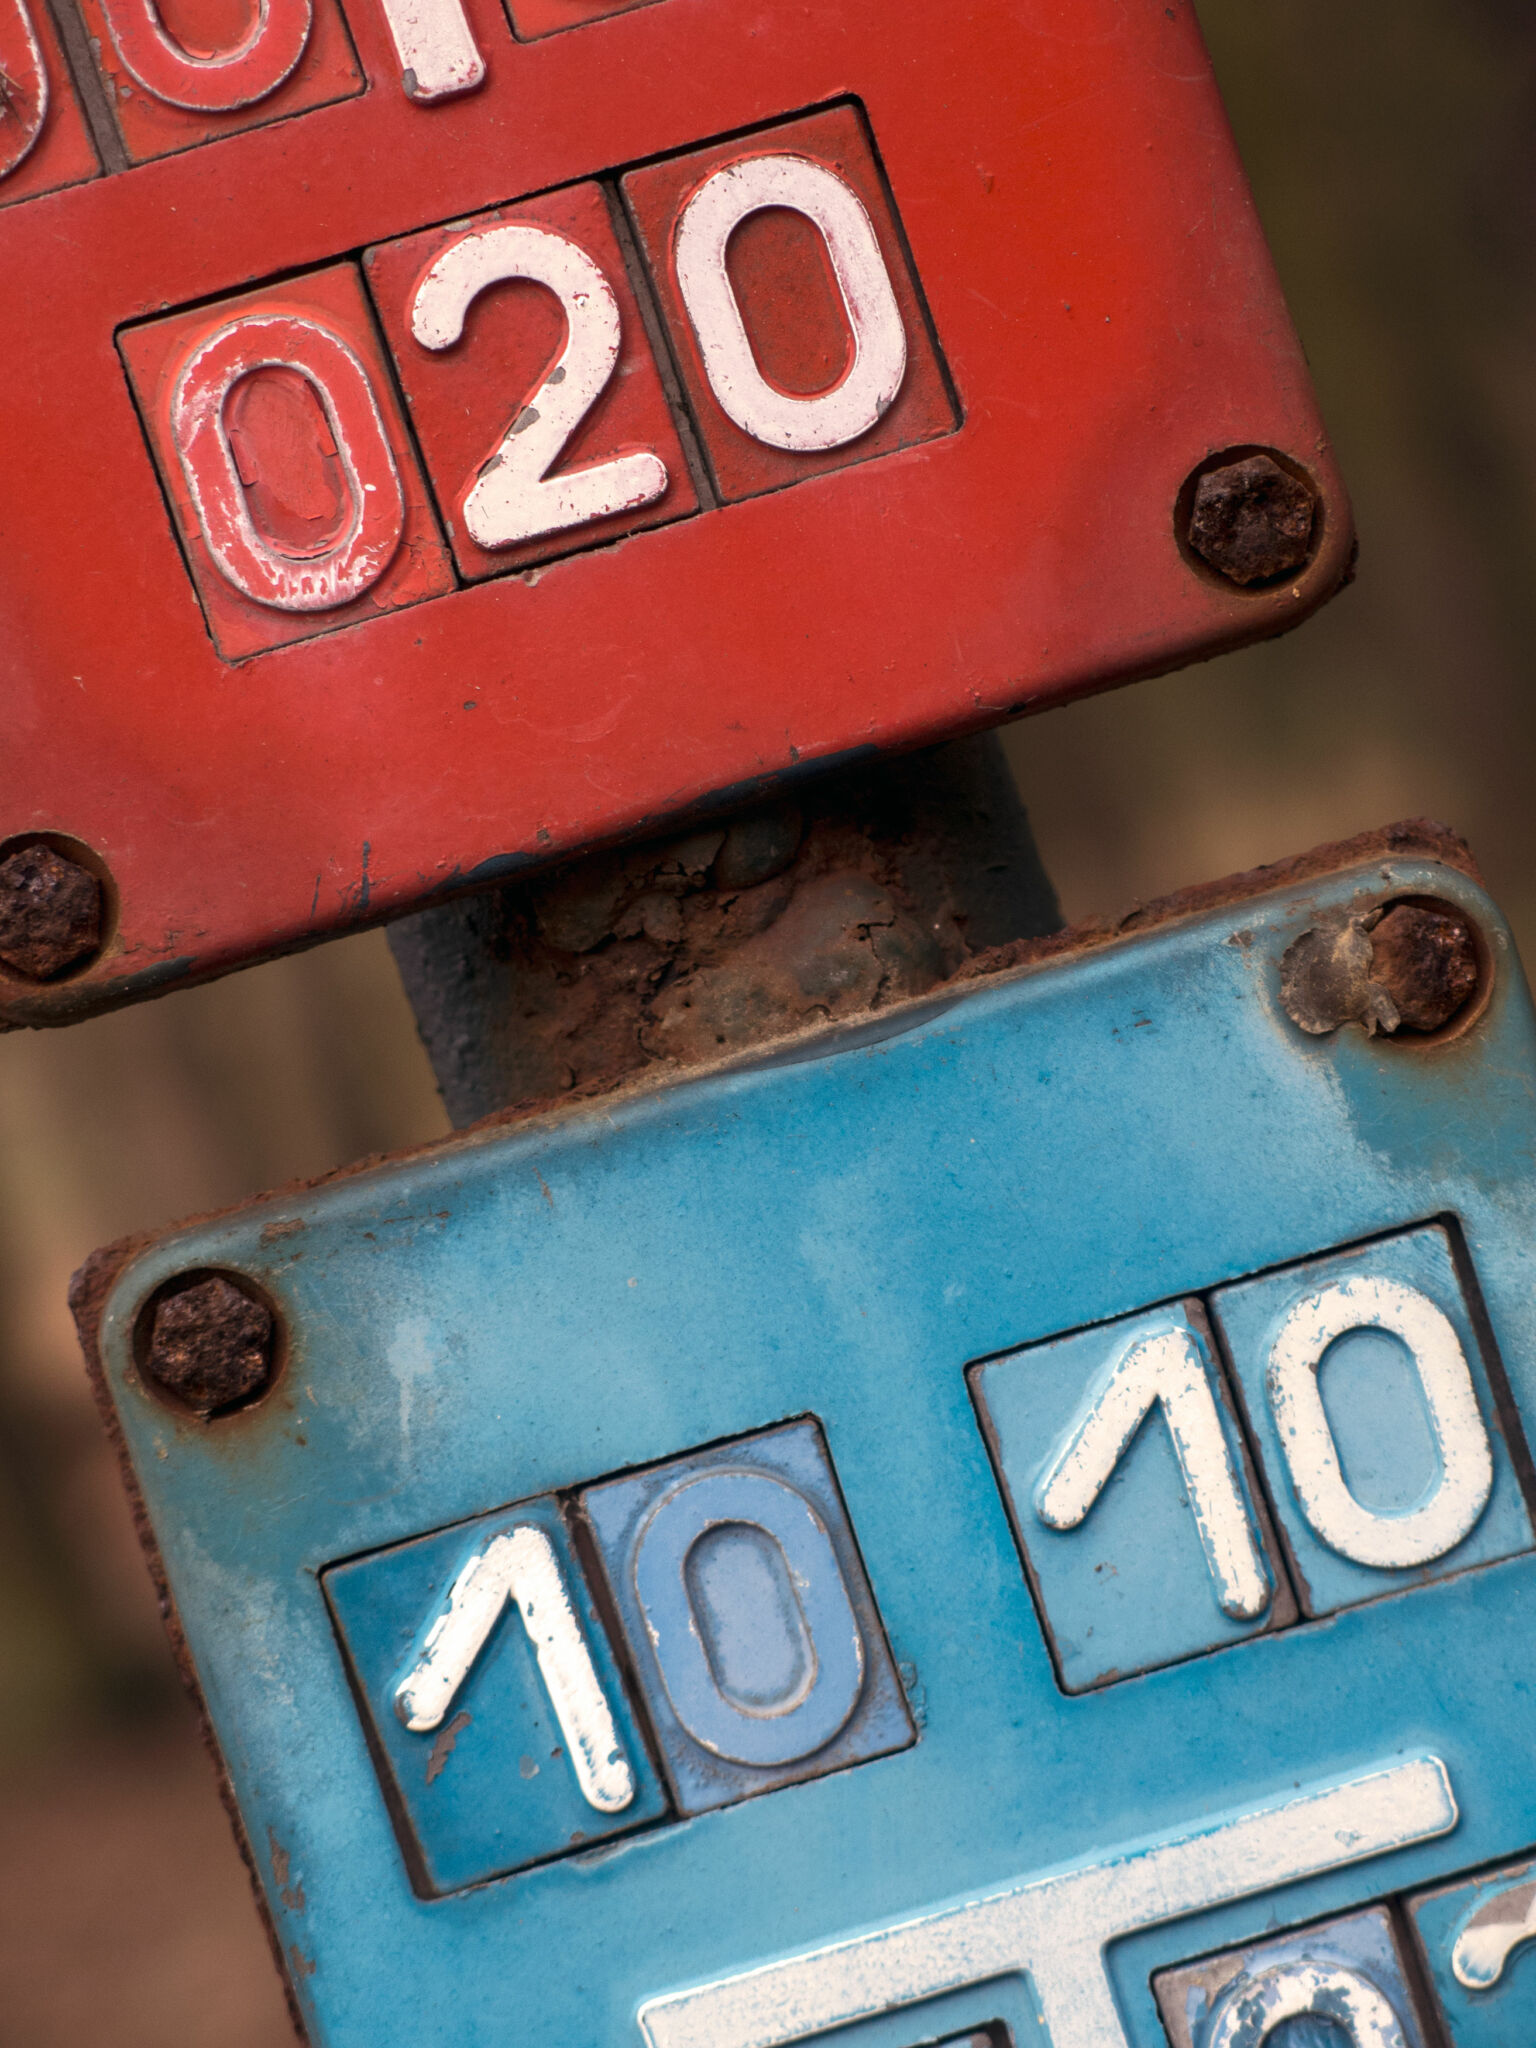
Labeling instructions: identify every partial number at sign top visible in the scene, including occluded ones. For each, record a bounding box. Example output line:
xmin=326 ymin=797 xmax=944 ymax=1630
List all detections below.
xmin=3 ymin=0 xmax=1354 ymax=1021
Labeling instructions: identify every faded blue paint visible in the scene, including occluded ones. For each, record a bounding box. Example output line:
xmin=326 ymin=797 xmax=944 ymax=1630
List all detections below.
xmin=972 ymin=1302 xmax=1282 ymax=1690
xmin=93 ymin=855 xmax=1536 ymax=2048
xmin=582 ymin=1419 xmax=912 ymax=1810
xmin=324 ymin=1493 xmax=668 ymax=1894
xmin=1210 ymin=1224 xmax=1533 ymax=1617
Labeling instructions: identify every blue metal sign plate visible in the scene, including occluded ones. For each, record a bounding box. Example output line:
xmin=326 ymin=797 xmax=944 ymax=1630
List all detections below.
xmin=79 ymin=842 xmax=1536 ymax=2048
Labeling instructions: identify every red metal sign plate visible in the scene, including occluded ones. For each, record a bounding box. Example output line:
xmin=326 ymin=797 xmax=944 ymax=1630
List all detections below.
xmin=0 ymin=0 xmax=1352 ymax=1024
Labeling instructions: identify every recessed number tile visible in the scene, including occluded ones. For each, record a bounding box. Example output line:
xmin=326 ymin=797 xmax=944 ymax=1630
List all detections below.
xmin=1210 ymin=1224 xmax=1534 ymax=1618
xmin=971 ymin=1300 xmax=1293 ymax=1692
xmin=580 ymin=1418 xmax=914 ymax=1813
xmin=324 ymin=1493 xmax=667 ymax=1895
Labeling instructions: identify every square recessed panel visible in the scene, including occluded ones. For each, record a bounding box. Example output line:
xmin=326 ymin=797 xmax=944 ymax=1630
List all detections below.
xmin=580 ymin=1419 xmax=914 ymax=1813
xmin=621 ymin=104 xmax=957 ymax=504
xmin=1407 ymin=1855 xmax=1536 ymax=2047
xmin=119 ymin=263 xmax=455 ymax=660
xmin=365 ymin=180 xmax=701 ymax=580
xmin=1210 ymin=1225 xmax=1535 ymax=1619
xmin=0 ymin=0 xmax=98 ymax=211
xmin=1154 ymin=1906 xmax=1432 ymax=2048
xmin=73 ymin=0 xmax=362 ymax=164
xmin=971 ymin=1301 xmax=1292 ymax=1692
xmin=324 ymin=1493 xmax=668 ymax=1895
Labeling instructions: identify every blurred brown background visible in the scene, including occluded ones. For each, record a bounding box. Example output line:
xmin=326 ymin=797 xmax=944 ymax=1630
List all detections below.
xmin=1 ymin=4 xmax=1532 ymax=2039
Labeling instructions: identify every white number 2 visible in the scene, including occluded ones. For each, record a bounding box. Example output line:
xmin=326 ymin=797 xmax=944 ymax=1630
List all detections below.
xmin=411 ymin=224 xmax=669 ymax=551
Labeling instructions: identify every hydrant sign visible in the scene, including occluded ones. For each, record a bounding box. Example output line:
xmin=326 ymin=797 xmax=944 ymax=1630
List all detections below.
xmin=76 ymin=834 xmax=1536 ymax=2047
xmin=1 ymin=0 xmax=1350 ymax=1022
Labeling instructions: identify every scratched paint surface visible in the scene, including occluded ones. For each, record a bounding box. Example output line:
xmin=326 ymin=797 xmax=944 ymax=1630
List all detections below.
xmin=90 ymin=853 xmax=1536 ymax=2046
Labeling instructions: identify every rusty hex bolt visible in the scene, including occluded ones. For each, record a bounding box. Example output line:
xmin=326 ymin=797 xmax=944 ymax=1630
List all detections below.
xmin=0 ymin=841 xmax=103 ymax=980
xmin=144 ymin=1276 xmax=277 ymax=1416
xmin=1183 ymin=452 xmax=1318 ymax=587
xmin=1369 ymin=902 xmax=1480 ymax=1033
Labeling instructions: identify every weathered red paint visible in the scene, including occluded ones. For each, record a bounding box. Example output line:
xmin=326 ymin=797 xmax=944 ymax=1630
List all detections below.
xmin=0 ymin=0 xmax=1352 ymax=1025
xmin=120 ymin=264 xmax=454 ymax=658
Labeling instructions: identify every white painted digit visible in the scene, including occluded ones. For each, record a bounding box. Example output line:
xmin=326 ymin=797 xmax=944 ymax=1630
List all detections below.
xmin=639 ymin=1756 xmax=1457 ymax=2048
xmin=394 ymin=1522 xmax=635 ymax=1815
xmin=99 ymin=0 xmax=312 ymax=111
xmin=170 ymin=314 xmax=405 ymax=613
xmin=673 ymin=153 xmax=908 ymax=452
xmin=373 ymin=0 xmax=484 ymax=103
xmin=1034 ymin=1324 xmax=1271 ymax=1622
xmin=1267 ymin=1276 xmax=1493 ymax=1568
xmin=410 ymin=224 xmax=669 ymax=549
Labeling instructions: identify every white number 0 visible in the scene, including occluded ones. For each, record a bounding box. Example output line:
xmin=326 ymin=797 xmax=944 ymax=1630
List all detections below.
xmin=674 ymin=154 xmax=908 ymax=453
xmin=411 ymin=225 xmax=670 ymax=551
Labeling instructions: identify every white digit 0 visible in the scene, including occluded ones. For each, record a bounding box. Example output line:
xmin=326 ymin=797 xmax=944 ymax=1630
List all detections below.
xmin=0 ymin=0 xmax=48 ymax=179
xmin=1267 ymin=1276 xmax=1494 ymax=1568
xmin=99 ymin=0 xmax=312 ymax=110
xmin=410 ymin=224 xmax=669 ymax=549
xmin=672 ymin=153 xmax=908 ymax=453
xmin=169 ymin=313 xmax=406 ymax=613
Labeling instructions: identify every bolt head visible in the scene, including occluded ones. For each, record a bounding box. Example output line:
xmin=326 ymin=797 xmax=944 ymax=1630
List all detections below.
xmin=1185 ymin=453 xmax=1318 ymax=587
xmin=0 ymin=842 xmax=103 ymax=980
xmin=145 ymin=1276 xmax=276 ymax=1415
xmin=1369 ymin=902 xmax=1480 ymax=1033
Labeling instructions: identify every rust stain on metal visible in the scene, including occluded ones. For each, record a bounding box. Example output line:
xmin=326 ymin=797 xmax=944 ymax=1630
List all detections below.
xmin=143 ymin=1274 xmax=277 ymax=1415
xmin=1184 ymin=451 xmax=1318 ymax=587
xmin=426 ymin=1708 xmax=472 ymax=1783
xmin=0 ymin=840 xmax=103 ymax=980
xmin=1369 ymin=901 xmax=1479 ymax=1032
xmin=1281 ymin=892 xmax=1481 ymax=1039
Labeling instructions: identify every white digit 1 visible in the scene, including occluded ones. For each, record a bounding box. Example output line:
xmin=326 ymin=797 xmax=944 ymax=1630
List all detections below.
xmin=394 ymin=1522 xmax=636 ymax=1816
xmin=672 ymin=153 xmax=908 ymax=453
xmin=411 ymin=225 xmax=669 ymax=549
xmin=170 ymin=314 xmax=406 ymax=613
xmin=99 ymin=0 xmax=312 ymax=110
xmin=1267 ymin=1275 xmax=1493 ymax=1567
xmin=1034 ymin=1323 xmax=1272 ymax=1622
xmin=373 ymin=0 xmax=484 ymax=103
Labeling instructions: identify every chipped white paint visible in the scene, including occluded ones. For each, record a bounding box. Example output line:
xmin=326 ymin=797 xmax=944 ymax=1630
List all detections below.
xmin=639 ymin=1756 xmax=1457 ymax=2048
xmin=1451 ymin=1873 xmax=1536 ymax=1988
xmin=1208 ymin=1963 xmax=1407 ymax=2048
xmin=411 ymin=224 xmax=668 ymax=548
xmin=374 ymin=0 xmax=484 ymax=100
xmin=1034 ymin=1323 xmax=1271 ymax=1621
xmin=0 ymin=0 xmax=48 ymax=181
xmin=673 ymin=153 xmax=907 ymax=452
xmin=395 ymin=1523 xmax=635 ymax=1815
xmin=1267 ymin=1277 xmax=1493 ymax=1567
xmin=100 ymin=0 xmax=311 ymax=111
xmin=170 ymin=314 xmax=405 ymax=613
